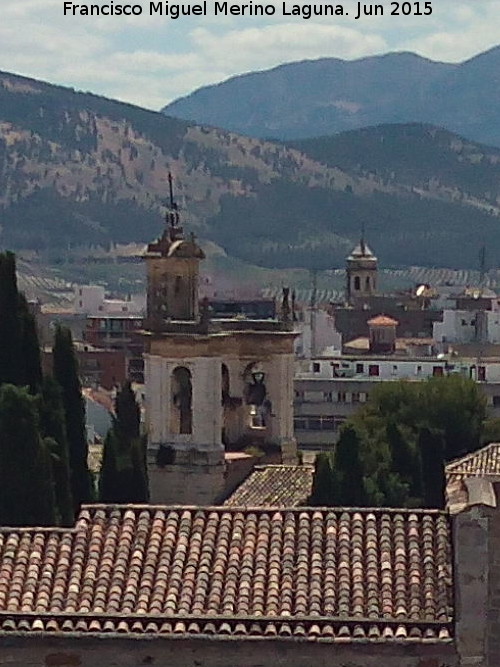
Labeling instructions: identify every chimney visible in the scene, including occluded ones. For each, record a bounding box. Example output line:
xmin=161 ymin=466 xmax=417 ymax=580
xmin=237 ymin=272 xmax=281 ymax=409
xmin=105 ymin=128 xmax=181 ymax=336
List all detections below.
xmin=454 ymin=478 xmax=500 ymax=666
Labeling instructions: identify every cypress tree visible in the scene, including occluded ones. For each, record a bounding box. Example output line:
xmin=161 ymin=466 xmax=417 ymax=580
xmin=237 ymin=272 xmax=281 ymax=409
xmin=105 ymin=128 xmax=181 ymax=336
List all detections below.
xmin=334 ymin=426 xmax=367 ymax=506
xmin=99 ymin=382 xmax=149 ymax=503
xmin=310 ymin=452 xmax=335 ymax=506
xmin=115 ymin=381 xmax=141 ymax=444
xmin=53 ymin=325 xmax=92 ymax=509
xmin=38 ymin=377 xmax=74 ymax=525
xmin=0 ymin=252 xmax=24 ymax=386
xmin=0 ymin=384 xmax=56 ymax=526
xmin=18 ymin=293 xmax=42 ymax=393
xmin=99 ymin=429 xmax=119 ymax=503
xmin=418 ymin=426 xmax=446 ymax=509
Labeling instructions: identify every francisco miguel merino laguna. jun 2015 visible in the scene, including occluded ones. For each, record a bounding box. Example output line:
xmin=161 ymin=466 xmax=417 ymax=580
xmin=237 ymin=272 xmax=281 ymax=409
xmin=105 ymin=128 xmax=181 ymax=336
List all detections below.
xmin=63 ymin=1 xmax=434 ymax=19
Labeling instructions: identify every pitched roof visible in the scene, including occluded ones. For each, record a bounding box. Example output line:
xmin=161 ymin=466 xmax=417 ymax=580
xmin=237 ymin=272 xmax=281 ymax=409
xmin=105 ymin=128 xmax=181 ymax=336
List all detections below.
xmin=348 ymin=241 xmax=377 ymax=260
xmin=446 ymin=443 xmax=500 ymax=479
xmin=0 ymin=505 xmax=453 ymax=642
xmin=224 ymin=465 xmax=314 ymax=507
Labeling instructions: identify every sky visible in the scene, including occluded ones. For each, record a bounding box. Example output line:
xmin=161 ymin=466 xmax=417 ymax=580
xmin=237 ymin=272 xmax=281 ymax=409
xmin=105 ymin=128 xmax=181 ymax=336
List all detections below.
xmin=2 ymin=0 xmax=500 ymax=110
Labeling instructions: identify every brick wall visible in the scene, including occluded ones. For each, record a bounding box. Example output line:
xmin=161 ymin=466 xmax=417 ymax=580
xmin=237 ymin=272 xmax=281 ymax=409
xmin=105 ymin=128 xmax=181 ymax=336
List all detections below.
xmin=0 ymin=635 xmax=458 ymax=667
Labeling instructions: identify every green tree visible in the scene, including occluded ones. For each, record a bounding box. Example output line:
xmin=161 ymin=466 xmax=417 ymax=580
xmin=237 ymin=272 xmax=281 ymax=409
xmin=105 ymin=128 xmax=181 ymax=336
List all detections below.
xmin=423 ymin=375 xmax=486 ymax=459
xmin=38 ymin=377 xmax=74 ymax=525
xmin=0 ymin=385 xmax=56 ymax=526
xmin=18 ymin=293 xmax=42 ymax=393
xmin=386 ymin=422 xmax=421 ymax=497
xmin=99 ymin=429 xmax=119 ymax=503
xmin=310 ymin=452 xmax=335 ymax=506
xmin=0 ymin=252 xmax=24 ymax=386
xmin=53 ymin=325 xmax=92 ymax=509
xmin=99 ymin=382 xmax=149 ymax=503
xmin=333 ymin=425 xmax=367 ymax=506
xmin=418 ymin=426 xmax=446 ymax=509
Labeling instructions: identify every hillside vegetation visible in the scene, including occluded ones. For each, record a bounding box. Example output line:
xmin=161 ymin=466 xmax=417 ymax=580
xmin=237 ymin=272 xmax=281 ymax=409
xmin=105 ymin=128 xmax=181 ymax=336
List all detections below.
xmin=163 ymin=47 xmax=500 ymax=147
xmin=1 ymin=71 xmax=500 ymax=270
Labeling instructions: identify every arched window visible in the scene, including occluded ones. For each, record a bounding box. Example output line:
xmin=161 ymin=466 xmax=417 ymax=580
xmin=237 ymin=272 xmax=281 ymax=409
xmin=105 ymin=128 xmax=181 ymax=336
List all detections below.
xmin=365 ymin=276 xmax=371 ymax=290
xmin=354 ymin=276 xmax=361 ymax=291
xmin=171 ymin=367 xmax=192 ymax=434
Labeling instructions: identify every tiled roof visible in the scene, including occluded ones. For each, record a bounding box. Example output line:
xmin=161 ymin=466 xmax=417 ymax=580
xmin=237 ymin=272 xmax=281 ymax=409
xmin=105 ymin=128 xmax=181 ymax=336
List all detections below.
xmin=367 ymin=315 xmax=399 ymax=327
xmin=446 ymin=443 xmax=500 ymax=479
xmin=224 ymin=465 xmax=314 ymax=507
xmin=0 ymin=505 xmax=453 ymax=642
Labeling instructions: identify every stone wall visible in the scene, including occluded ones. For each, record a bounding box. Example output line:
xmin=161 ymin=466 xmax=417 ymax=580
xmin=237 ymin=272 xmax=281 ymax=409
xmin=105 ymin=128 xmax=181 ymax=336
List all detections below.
xmin=454 ymin=478 xmax=500 ymax=666
xmin=0 ymin=635 xmax=458 ymax=667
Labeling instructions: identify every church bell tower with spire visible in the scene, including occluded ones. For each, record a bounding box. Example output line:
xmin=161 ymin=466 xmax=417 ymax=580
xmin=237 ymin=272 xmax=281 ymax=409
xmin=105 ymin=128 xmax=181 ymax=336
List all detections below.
xmin=345 ymin=230 xmax=378 ymax=305
xmin=143 ymin=175 xmax=298 ymax=505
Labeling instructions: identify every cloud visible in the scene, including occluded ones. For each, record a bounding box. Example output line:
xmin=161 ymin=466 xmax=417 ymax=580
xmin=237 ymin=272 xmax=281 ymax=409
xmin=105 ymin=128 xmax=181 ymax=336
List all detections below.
xmin=0 ymin=0 xmax=499 ymax=110
xmin=191 ymin=22 xmax=387 ymax=70
xmin=401 ymin=1 xmax=500 ymax=62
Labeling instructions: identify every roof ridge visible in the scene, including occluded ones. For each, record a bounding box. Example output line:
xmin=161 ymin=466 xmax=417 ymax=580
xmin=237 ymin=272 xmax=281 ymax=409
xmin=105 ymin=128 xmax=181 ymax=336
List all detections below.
xmin=79 ymin=503 xmax=449 ymax=516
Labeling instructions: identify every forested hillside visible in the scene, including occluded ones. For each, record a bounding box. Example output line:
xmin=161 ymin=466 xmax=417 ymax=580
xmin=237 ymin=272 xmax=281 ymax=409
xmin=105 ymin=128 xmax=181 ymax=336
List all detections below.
xmin=1 ymin=70 xmax=500 ymax=270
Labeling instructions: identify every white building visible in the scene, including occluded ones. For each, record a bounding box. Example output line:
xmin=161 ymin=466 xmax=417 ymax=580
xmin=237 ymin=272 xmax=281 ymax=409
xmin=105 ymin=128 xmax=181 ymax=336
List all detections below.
xmin=74 ymin=285 xmax=145 ymax=316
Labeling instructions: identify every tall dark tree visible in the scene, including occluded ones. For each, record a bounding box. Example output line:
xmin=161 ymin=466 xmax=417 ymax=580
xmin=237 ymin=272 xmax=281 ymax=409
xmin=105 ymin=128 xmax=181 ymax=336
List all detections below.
xmin=18 ymin=293 xmax=42 ymax=393
xmin=334 ymin=426 xmax=367 ymax=506
xmin=99 ymin=381 xmax=149 ymax=503
xmin=53 ymin=325 xmax=92 ymax=509
xmin=0 ymin=252 xmax=24 ymax=386
xmin=310 ymin=452 xmax=335 ymax=506
xmin=38 ymin=377 xmax=74 ymax=525
xmin=115 ymin=381 xmax=140 ymax=444
xmin=0 ymin=385 xmax=56 ymax=526
xmin=418 ymin=426 xmax=446 ymax=509
xmin=99 ymin=429 xmax=119 ymax=503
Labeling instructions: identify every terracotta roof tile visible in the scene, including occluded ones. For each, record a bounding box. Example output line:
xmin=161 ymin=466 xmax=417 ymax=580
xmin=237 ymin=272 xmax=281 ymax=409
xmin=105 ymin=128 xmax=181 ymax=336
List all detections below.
xmin=446 ymin=443 xmax=500 ymax=479
xmin=0 ymin=505 xmax=453 ymax=642
xmin=367 ymin=315 xmax=399 ymax=327
xmin=224 ymin=465 xmax=314 ymax=507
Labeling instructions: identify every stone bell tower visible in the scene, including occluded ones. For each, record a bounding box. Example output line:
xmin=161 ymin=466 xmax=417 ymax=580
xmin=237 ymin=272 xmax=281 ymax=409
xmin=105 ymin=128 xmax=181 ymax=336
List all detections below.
xmin=346 ymin=233 xmax=378 ymax=305
xmin=143 ymin=177 xmax=297 ymax=505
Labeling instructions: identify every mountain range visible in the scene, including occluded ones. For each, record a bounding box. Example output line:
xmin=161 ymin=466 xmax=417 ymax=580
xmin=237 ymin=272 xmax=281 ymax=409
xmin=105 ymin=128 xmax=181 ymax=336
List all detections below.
xmin=163 ymin=47 xmax=500 ymax=146
xmin=1 ymin=69 xmax=500 ymax=271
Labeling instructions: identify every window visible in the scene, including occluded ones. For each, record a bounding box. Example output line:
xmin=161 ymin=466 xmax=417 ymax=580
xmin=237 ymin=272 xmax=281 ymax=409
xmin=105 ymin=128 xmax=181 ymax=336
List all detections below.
xmin=369 ymin=364 xmax=379 ymax=377
xmin=294 ymin=390 xmax=304 ymax=400
xmin=478 ymin=366 xmax=486 ymax=382
xmin=356 ymin=363 xmax=364 ymax=374
xmin=337 ymin=391 xmax=346 ymax=403
xmin=324 ymin=392 xmax=333 ymax=402
xmin=433 ymin=366 xmax=444 ymax=377
xmin=416 ymin=365 xmax=422 ymax=374
xmin=365 ymin=277 xmax=370 ymax=290
xmin=171 ymin=367 xmax=193 ymax=434
xmin=312 ymin=362 xmax=321 ymax=373
xmin=354 ymin=276 xmax=361 ymax=291
xmin=352 ymin=392 xmax=360 ymax=403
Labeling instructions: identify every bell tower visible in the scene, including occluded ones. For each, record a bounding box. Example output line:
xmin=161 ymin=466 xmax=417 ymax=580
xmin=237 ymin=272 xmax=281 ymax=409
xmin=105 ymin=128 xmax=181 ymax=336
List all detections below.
xmin=145 ymin=173 xmax=204 ymax=329
xmin=143 ymin=176 xmax=297 ymax=505
xmin=346 ymin=233 xmax=378 ymax=304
